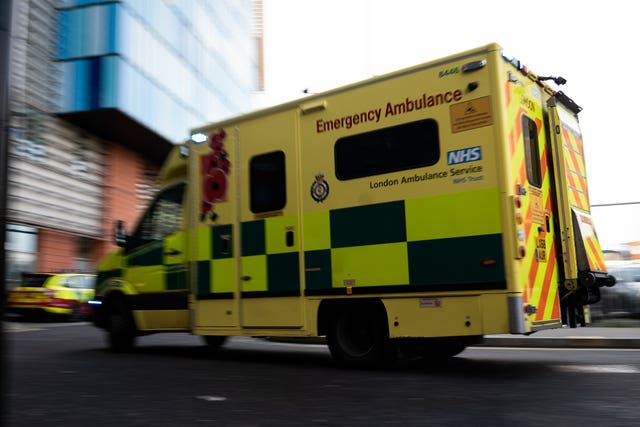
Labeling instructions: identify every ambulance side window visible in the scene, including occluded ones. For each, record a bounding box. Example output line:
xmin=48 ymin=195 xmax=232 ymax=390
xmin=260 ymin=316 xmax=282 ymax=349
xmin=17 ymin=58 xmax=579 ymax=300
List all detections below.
xmin=334 ymin=118 xmax=439 ymax=180
xmin=250 ymin=151 xmax=286 ymax=213
xmin=65 ymin=276 xmax=83 ymax=289
xmin=129 ymin=183 xmax=185 ymax=249
xmin=522 ymin=116 xmax=542 ymax=187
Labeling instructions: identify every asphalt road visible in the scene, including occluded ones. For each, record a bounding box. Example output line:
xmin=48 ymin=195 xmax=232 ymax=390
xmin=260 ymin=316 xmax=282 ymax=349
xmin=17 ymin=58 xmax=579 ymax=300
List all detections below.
xmin=3 ymin=321 xmax=640 ymax=426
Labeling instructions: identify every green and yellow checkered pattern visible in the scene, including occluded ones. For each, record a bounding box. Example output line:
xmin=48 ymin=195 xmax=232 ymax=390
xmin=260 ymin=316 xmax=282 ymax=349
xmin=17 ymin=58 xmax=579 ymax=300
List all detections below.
xmin=195 ymin=187 xmax=506 ymax=299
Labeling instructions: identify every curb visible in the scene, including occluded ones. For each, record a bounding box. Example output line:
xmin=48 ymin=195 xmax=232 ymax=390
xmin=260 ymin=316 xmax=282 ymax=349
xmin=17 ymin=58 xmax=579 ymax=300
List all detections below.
xmin=478 ymin=337 xmax=640 ymax=349
xmin=267 ymin=336 xmax=640 ymax=349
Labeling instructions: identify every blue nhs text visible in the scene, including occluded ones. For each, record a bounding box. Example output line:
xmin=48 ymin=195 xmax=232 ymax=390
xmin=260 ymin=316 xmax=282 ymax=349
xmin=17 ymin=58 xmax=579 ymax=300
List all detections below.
xmin=447 ymin=146 xmax=482 ymax=165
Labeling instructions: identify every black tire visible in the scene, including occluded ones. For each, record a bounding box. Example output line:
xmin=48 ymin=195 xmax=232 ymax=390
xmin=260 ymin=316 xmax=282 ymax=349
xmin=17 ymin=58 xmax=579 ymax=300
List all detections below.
xmin=68 ymin=302 xmax=82 ymax=322
xmin=202 ymin=335 xmax=227 ymax=349
xmin=326 ymin=305 xmax=396 ymax=369
xmin=419 ymin=337 xmax=468 ymax=359
xmin=107 ymin=302 xmax=136 ymax=352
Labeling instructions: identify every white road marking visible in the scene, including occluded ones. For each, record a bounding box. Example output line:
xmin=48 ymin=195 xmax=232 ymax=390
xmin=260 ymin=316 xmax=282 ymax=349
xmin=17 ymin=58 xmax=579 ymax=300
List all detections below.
xmin=469 ymin=346 xmax=640 ymax=352
xmin=196 ymin=395 xmax=227 ymax=402
xmin=555 ymin=365 xmax=640 ymax=374
xmin=3 ymin=321 xmax=93 ymax=333
xmin=5 ymin=327 xmax=45 ymax=332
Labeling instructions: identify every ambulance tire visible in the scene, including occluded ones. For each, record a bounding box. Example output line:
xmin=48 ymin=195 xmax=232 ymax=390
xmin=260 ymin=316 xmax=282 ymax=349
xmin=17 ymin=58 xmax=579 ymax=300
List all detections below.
xmin=202 ymin=335 xmax=227 ymax=349
xmin=419 ymin=337 xmax=467 ymax=360
xmin=107 ymin=302 xmax=136 ymax=352
xmin=327 ymin=305 xmax=396 ymax=369
xmin=68 ymin=302 xmax=82 ymax=322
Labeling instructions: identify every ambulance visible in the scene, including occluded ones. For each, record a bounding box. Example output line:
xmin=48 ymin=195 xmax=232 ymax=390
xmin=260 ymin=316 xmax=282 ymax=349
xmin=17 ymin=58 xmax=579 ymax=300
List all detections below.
xmin=92 ymin=43 xmax=614 ymax=368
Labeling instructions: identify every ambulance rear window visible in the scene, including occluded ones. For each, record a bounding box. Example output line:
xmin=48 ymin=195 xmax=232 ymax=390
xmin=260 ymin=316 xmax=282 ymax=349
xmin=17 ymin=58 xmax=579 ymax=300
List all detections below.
xmin=334 ymin=118 xmax=439 ymax=180
xmin=522 ymin=115 xmax=542 ymax=187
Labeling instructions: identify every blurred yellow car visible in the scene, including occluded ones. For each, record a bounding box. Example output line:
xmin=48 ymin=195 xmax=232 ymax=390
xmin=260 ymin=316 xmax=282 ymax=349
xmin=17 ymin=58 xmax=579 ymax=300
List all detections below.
xmin=6 ymin=273 xmax=96 ymax=320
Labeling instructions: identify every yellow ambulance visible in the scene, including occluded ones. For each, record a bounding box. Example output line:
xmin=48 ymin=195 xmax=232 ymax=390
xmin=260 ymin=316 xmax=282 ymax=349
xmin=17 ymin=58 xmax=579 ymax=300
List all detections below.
xmin=92 ymin=43 xmax=614 ymax=368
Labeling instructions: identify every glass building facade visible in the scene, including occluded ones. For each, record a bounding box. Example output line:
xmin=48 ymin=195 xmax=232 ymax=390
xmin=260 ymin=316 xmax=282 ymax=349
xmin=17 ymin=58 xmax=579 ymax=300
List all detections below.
xmin=6 ymin=0 xmax=257 ymax=285
xmin=56 ymin=0 xmax=255 ymax=145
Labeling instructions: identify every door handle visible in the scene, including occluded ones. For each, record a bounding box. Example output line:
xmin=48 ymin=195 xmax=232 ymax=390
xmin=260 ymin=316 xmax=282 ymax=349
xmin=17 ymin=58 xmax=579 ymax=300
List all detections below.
xmin=165 ymin=248 xmax=182 ymax=256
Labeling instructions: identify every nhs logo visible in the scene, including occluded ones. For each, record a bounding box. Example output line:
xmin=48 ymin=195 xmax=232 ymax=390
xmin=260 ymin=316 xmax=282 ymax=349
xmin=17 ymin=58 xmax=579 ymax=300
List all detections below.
xmin=447 ymin=146 xmax=482 ymax=165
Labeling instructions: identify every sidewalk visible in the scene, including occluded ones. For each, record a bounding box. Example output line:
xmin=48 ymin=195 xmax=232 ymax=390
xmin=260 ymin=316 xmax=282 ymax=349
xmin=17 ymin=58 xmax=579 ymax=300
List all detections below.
xmin=480 ymin=325 xmax=640 ymax=348
xmin=265 ymin=325 xmax=640 ymax=349
xmin=268 ymin=320 xmax=640 ymax=349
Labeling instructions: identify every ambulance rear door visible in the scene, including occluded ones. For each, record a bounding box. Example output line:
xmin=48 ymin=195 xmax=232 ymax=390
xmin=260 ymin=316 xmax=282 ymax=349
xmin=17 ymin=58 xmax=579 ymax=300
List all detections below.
xmin=505 ymin=76 xmax=563 ymax=331
xmin=547 ymin=92 xmax=610 ymax=326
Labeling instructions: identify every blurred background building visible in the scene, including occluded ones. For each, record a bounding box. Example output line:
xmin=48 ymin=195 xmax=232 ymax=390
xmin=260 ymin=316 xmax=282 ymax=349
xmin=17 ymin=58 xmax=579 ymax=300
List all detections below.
xmin=6 ymin=0 xmax=262 ymax=287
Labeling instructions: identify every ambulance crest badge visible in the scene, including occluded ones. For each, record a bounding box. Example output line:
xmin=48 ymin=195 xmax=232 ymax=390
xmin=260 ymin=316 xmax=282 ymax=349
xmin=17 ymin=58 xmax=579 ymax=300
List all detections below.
xmin=311 ymin=173 xmax=329 ymax=202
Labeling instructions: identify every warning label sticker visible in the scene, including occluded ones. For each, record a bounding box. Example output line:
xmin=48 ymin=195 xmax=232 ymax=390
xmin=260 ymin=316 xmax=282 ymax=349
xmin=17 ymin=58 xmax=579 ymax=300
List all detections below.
xmin=450 ymin=96 xmax=493 ymax=133
xmin=529 ymin=187 xmax=545 ymax=224
xmin=420 ymin=298 xmax=443 ymax=308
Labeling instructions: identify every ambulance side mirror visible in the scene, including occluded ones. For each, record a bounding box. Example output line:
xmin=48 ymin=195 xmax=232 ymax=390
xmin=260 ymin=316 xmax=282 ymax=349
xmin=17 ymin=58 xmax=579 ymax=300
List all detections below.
xmin=114 ymin=220 xmax=128 ymax=248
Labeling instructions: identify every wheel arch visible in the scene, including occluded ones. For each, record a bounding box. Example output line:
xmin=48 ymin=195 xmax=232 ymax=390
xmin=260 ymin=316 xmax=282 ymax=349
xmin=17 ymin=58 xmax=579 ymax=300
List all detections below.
xmin=317 ymin=297 xmax=388 ymax=336
xmin=93 ymin=289 xmax=131 ymax=329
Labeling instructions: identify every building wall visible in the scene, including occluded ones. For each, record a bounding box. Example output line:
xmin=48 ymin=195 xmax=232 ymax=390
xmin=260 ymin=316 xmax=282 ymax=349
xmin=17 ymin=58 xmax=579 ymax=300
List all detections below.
xmin=7 ymin=0 xmax=106 ymax=278
xmin=6 ymin=0 xmax=257 ymax=281
xmin=56 ymin=0 xmax=255 ymax=142
xmin=7 ymin=118 xmax=104 ymax=237
xmin=10 ymin=0 xmax=57 ymax=114
xmin=629 ymin=242 xmax=640 ymax=260
xmin=97 ymin=143 xmax=158 ymax=261
xmin=36 ymin=229 xmax=75 ymax=272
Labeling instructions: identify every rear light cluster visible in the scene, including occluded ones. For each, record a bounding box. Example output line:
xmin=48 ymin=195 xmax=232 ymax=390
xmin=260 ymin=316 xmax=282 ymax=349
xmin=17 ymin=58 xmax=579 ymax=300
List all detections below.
xmin=514 ymin=194 xmax=526 ymax=259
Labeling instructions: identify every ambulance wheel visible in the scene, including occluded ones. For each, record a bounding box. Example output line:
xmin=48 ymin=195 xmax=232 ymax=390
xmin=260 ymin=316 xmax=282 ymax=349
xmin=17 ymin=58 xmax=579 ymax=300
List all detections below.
xmin=419 ymin=337 xmax=468 ymax=359
xmin=202 ymin=335 xmax=227 ymax=349
xmin=107 ymin=302 xmax=136 ymax=352
xmin=327 ymin=305 xmax=396 ymax=369
xmin=68 ymin=302 xmax=82 ymax=322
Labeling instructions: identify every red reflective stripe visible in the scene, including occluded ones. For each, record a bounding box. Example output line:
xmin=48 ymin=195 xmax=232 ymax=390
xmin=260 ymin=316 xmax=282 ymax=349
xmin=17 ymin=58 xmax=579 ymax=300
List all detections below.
xmin=534 ymin=117 xmax=543 ymax=133
xmin=539 ymin=142 xmax=549 ymax=185
xmin=45 ymin=298 xmax=74 ymax=309
xmin=8 ymin=301 xmax=41 ymax=307
xmin=585 ymin=236 xmax=605 ymax=271
xmin=562 ymin=129 xmax=590 ymax=210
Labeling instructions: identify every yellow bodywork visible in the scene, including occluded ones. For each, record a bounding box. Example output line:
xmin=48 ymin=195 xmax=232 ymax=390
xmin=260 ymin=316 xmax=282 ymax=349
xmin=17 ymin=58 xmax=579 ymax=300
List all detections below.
xmin=96 ymin=43 xmax=608 ymax=341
